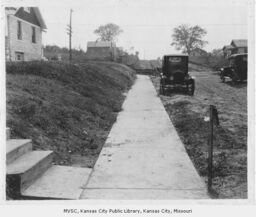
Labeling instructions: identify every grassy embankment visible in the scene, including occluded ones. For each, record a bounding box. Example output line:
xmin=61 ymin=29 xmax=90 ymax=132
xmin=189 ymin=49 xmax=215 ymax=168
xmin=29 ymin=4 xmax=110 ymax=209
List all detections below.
xmin=6 ymin=61 xmax=136 ymax=167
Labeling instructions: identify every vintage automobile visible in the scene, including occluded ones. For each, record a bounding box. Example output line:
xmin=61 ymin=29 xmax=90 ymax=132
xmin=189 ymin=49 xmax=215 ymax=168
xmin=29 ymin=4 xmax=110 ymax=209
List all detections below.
xmin=220 ymin=53 xmax=247 ymax=83
xmin=160 ymin=54 xmax=195 ymax=95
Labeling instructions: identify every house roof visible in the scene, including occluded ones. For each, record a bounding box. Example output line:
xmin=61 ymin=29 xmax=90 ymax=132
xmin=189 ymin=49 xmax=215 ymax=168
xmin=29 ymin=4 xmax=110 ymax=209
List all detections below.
xmin=231 ymin=39 xmax=247 ymax=48
xmin=192 ymin=47 xmax=207 ymax=52
xmin=33 ymin=7 xmax=47 ymax=29
xmin=223 ymin=45 xmax=234 ymax=50
xmin=5 ymin=7 xmax=18 ymax=15
xmin=6 ymin=7 xmax=47 ymax=29
xmin=190 ymin=47 xmax=208 ymax=54
xmin=87 ymin=41 xmax=116 ymax=48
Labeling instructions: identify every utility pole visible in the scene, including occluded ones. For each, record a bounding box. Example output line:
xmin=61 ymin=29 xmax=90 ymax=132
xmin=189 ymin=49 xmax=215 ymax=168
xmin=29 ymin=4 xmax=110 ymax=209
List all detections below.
xmin=67 ymin=9 xmax=73 ymax=62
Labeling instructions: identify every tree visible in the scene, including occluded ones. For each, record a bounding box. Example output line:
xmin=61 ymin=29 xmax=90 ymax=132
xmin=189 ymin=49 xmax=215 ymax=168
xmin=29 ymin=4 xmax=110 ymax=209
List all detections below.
xmin=211 ymin=48 xmax=223 ymax=57
xmin=171 ymin=24 xmax=208 ymax=55
xmin=94 ymin=23 xmax=123 ymax=42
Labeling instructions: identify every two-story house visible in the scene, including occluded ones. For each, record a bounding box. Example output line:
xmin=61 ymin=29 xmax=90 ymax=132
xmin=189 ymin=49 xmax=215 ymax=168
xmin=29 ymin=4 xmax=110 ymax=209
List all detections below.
xmin=5 ymin=7 xmax=47 ymax=61
xmin=230 ymin=39 xmax=247 ymax=54
xmin=222 ymin=39 xmax=247 ymax=58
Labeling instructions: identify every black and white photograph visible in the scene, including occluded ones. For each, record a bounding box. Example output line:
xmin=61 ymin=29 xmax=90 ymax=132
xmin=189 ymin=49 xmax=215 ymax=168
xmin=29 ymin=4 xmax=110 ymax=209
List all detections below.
xmin=0 ymin=0 xmax=255 ymax=213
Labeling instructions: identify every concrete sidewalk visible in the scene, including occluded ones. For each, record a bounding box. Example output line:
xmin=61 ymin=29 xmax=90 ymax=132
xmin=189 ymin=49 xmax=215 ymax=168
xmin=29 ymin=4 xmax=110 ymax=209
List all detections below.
xmin=80 ymin=75 xmax=209 ymax=199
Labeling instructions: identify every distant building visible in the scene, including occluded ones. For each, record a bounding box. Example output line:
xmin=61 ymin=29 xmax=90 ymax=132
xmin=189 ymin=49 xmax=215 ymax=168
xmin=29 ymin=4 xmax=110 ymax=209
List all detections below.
xmin=85 ymin=41 xmax=117 ymax=61
xmin=190 ymin=48 xmax=208 ymax=57
xmin=223 ymin=45 xmax=233 ymax=58
xmin=43 ymin=52 xmax=62 ymax=61
xmin=223 ymin=39 xmax=247 ymax=58
xmin=230 ymin=39 xmax=247 ymax=54
xmin=120 ymin=54 xmax=140 ymax=68
xmin=5 ymin=7 xmax=47 ymax=61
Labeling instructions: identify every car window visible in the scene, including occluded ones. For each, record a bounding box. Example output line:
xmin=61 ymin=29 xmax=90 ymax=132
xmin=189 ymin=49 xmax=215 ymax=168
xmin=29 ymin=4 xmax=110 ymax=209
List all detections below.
xmin=169 ymin=57 xmax=182 ymax=63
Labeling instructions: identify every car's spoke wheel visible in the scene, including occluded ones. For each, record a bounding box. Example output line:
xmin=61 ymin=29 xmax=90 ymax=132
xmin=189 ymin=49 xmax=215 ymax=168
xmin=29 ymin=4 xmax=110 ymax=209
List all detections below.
xmin=221 ymin=75 xmax=225 ymax=83
xmin=162 ymin=86 xmax=165 ymax=95
xmin=231 ymin=72 xmax=239 ymax=85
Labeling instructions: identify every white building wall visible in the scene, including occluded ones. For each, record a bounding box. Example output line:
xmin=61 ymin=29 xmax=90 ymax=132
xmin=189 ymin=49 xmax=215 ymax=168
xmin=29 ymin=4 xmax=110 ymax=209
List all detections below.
xmin=7 ymin=14 xmax=43 ymax=61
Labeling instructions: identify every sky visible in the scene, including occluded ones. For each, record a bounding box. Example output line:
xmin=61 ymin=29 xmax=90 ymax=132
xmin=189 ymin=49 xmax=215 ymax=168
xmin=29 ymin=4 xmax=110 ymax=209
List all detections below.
xmin=3 ymin=0 xmax=249 ymax=59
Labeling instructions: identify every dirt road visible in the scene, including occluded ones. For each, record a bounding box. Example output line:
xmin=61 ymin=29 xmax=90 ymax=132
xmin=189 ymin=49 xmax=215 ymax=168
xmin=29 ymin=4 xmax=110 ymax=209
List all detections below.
xmin=191 ymin=70 xmax=247 ymax=142
xmin=151 ymin=68 xmax=247 ymax=199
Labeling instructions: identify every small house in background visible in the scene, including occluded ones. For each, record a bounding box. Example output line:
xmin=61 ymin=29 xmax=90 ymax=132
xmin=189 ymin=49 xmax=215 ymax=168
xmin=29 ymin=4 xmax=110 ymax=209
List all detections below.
xmin=222 ymin=45 xmax=233 ymax=58
xmin=230 ymin=39 xmax=247 ymax=54
xmin=5 ymin=7 xmax=47 ymax=61
xmin=223 ymin=39 xmax=247 ymax=58
xmin=43 ymin=52 xmax=62 ymax=61
xmin=85 ymin=41 xmax=117 ymax=61
xmin=120 ymin=54 xmax=140 ymax=68
xmin=190 ymin=48 xmax=208 ymax=57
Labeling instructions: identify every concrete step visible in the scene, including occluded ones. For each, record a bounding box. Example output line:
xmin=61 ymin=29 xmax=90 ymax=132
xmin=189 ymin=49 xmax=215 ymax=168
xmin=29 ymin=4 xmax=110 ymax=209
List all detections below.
xmin=6 ymin=128 xmax=11 ymax=140
xmin=6 ymin=139 xmax=32 ymax=164
xmin=22 ymin=166 xmax=92 ymax=199
xmin=7 ymin=150 xmax=54 ymax=198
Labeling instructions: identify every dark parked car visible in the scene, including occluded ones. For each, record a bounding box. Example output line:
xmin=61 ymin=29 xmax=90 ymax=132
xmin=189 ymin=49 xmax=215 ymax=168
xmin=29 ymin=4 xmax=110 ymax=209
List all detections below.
xmin=220 ymin=53 xmax=247 ymax=83
xmin=160 ymin=54 xmax=195 ymax=95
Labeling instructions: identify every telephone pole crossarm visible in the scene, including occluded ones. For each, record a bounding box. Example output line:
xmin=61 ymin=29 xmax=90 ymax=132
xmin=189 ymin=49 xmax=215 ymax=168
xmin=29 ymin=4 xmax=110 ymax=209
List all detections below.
xmin=67 ymin=9 xmax=73 ymax=62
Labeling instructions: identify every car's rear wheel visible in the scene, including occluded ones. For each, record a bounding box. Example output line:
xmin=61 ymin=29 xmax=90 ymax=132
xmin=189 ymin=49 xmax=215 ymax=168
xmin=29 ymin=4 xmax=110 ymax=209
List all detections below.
xmin=231 ymin=71 xmax=239 ymax=85
xmin=162 ymin=86 xmax=166 ymax=95
xmin=220 ymin=74 xmax=225 ymax=83
xmin=159 ymin=78 xmax=166 ymax=95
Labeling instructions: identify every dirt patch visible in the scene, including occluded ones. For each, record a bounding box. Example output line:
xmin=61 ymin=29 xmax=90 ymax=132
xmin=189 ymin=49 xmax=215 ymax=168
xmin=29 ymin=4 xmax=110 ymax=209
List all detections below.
xmin=150 ymin=70 xmax=247 ymax=199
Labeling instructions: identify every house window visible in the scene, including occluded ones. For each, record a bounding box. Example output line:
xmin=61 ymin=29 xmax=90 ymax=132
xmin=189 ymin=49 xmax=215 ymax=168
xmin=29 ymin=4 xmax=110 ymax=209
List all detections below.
xmin=32 ymin=26 xmax=36 ymax=43
xmin=238 ymin=48 xmax=245 ymax=54
xmin=15 ymin=52 xmax=24 ymax=61
xmin=24 ymin=7 xmax=30 ymax=13
xmin=17 ymin=21 xmax=22 ymax=40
